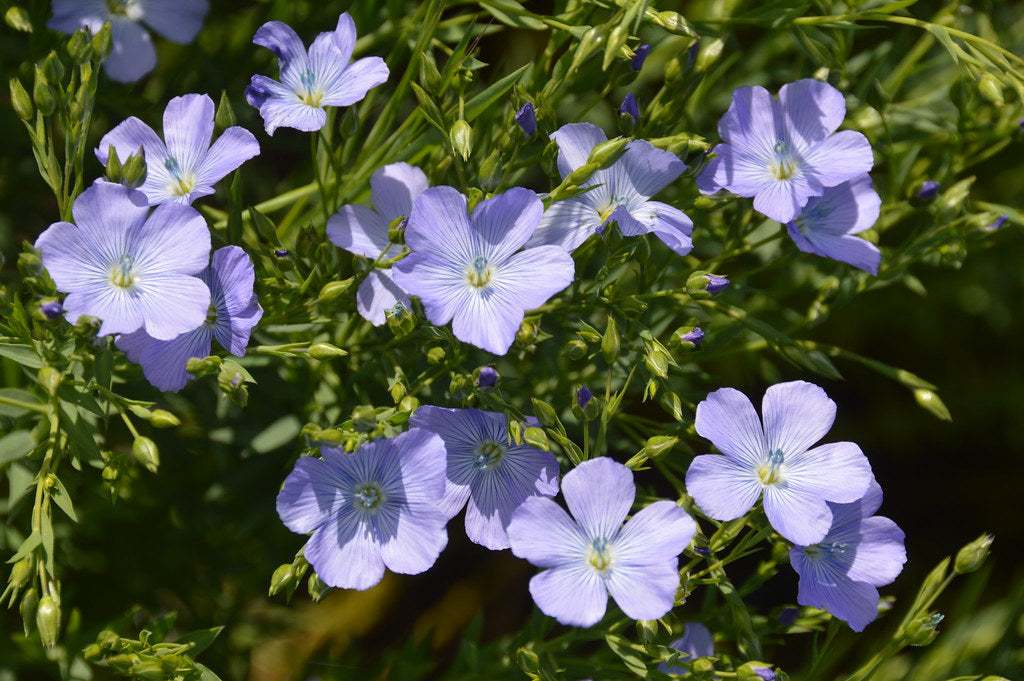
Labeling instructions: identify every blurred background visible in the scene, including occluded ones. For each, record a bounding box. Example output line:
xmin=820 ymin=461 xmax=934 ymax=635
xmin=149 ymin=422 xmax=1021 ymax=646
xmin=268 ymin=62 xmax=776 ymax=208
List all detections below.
xmin=1 ymin=0 xmax=1022 ymax=679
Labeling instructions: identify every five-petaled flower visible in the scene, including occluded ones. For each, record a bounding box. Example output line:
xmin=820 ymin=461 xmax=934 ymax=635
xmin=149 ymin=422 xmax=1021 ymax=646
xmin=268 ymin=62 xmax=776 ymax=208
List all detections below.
xmin=48 ymin=0 xmax=209 ymax=82
xmin=409 ymin=406 xmax=559 ymax=550
xmin=116 ymin=246 xmax=263 ymax=391
xmin=790 ymin=480 xmax=906 ymax=631
xmin=96 ymin=93 xmax=260 ymax=205
xmin=392 ymin=186 xmax=574 ymax=355
xmin=697 ymin=79 xmax=874 ymax=223
xmin=327 ymin=162 xmax=425 ymax=325
xmin=685 ymin=380 xmax=873 ymax=545
xmin=507 ymin=457 xmax=696 ymax=627
xmin=246 ymin=13 xmax=389 ymax=135
xmin=786 ymin=174 xmax=882 ymax=274
xmin=276 ymin=428 xmax=449 ymax=591
xmin=526 ymin=122 xmax=694 ymax=256
xmin=35 ymin=182 xmax=211 ymax=340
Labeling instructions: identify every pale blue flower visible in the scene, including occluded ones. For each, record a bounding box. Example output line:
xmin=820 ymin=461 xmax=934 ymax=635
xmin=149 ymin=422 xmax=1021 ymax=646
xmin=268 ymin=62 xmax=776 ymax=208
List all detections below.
xmin=786 ymin=175 xmax=881 ymax=274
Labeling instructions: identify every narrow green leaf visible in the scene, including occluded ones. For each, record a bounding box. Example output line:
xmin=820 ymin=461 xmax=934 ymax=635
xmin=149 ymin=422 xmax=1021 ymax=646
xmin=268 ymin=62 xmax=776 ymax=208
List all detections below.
xmin=49 ymin=475 xmax=78 ymax=523
xmin=871 ymin=0 xmax=919 ymax=14
xmin=605 ymin=633 xmax=648 ymax=676
xmin=480 ymin=1 xmax=546 ymax=31
xmin=177 ymin=626 xmax=225 ymax=657
xmin=0 ymin=343 xmax=43 ymax=368
xmin=251 ymin=415 xmax=302 ymax=454
xmin=465 ymin=63 xmax=531 ymax=122
xmin=0 ymin=388 xmax=45 ymax=417
xmin=5 ymin=532 xmax=41 ymax=563
xmin=0 ymin=431 xmax=35 ymax=466
xmin=926 ymin=24 xmax=960 ymax=64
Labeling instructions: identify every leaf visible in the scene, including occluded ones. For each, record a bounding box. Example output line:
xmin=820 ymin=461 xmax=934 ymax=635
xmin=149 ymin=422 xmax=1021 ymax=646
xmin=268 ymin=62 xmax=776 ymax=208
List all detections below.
xmin=60 ymin=405 xmax=101 ymax=461
xmin=6 ymin=462 xmax=34 ymax=510
xmin=49 ymin=475 xmax=78 ymax=522
xmin=926 ymin=24 xmax=960 ymax=64
xmin=871 ymin=0 xmax=919 ymax=13
xmin=6 ymin=532 xmax=41 ymax=563
xmin=0 ymin=388 xmax=44 ymax=417
xmin=251 ymin=415 xmax=302 ymax=454
xmin=177 ymin=626 xmax=225 ymax=657
xmin=465 ymin=63 xmax=531 ymax=122
xmin=480 ymin=1 xmax=547 ymax=31
xmin=0 ymin=343 xmax=43 ymax=368
xmin=58 ymin=384 xmax=104 ymax=417
xmin=196 ymin=664 xmax=225 ymax=681
xmin=409 ymin=82 xmax=447 ymax=136
xmin=40 ymin=506 xmax=54 ymax=573
xmin=605 ymin=633 xmax=648 ymax=676
xmin=0 ymin=431 xmax=35 ymax=466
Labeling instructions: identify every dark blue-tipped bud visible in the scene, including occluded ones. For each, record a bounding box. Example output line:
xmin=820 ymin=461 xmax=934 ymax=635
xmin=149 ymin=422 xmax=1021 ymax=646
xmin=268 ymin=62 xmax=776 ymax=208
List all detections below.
xmin=620 ymin=93 xmax=640 ymax=120
xmin=274 ymin=248 xmax=289 ymax=258
xmin=477 ymin=366 xmax=498 ymax=387
xmin=754 ymin=668 xmax=776 ymax=681
xmin=679 ymin=327 xmax=704 ymax=348
xmin=706 ymin=274 xmax=730 ymax=295
xmin=631 ymin=44 xmax=649 ymax=71
xmin=693 ymin=546 xmax=711 ymax=556
xmin=577 ymin=385 xmax=593 ymax=409
xmin=41 ymin=300 xmax=63 ymax=319
xmin=515 ymin=102 xmax=536 ymax=136
xmin=985 ymin=214 xmax=1008 ymax=231
xmin=916 ymin=180 xmax=940 ymax=199
xmin=778 ymin=607 xmax=799 ymax=626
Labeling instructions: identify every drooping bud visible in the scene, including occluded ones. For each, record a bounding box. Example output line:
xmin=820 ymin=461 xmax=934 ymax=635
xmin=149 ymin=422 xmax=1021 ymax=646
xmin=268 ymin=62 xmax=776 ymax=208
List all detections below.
xmin=268 ymin=563 xmax=297 ymax=596
xmin=36 ymin=594 xmax=60 ymax=647
xmin=515 ymin=102 xmax=536 ymax=137
xmin=9 ymin=557 xmax=32 ymax=592
xmin=561 ymin=339 xmax=588 ymax=360
xmin=132 ymin=436 xmax=160 ymax=473
xmin=477 ymin=366 xmax=498 ymax=387
xmin=37 ymin=366 xmax=61 ymax=396
xmin=905 ymin=612 xmax=943 ymax=646
xmin=914 ymin=388 xmax=952 ymax=421
xmin=916 ymin=180 xmax=940 ymax=200
xmin=588 ymin=136 xmax=630 ymax=169
xmin=954 ymin=533 xmax=994 ymax=574
xmin=308 ymin=573 xmax=330 ymax=602
xmin=20 ymin=587 xmax=39 ymax=636
xmin=149 ymin=409 xmax=180 ymax=428
xmin=4 ymin=7 xmax=32 ymax=32
xmin=523 ymin=426 xmax=549 ymax=450
xmin=317 ymin=279 xmax=354 ymax=305
xmin=631 ymin=44 xmax=649 ymax=71
xmin=449 ymin=119 xmax=473 ymax=161
xmin=984 ymin=214 xmax=1008 ymax=231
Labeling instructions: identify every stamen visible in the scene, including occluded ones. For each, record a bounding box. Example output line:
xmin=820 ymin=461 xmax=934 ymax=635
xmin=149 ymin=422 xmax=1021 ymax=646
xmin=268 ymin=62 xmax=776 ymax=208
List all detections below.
xmin=298 ymin=70 xmax=324 ymax=107
xmin=587 ymin=537 xmax=613 ymax=571
xmin=164 ymin=156 xmax=196 ymax=196
xmin=598 ymin=193 xmax=631 ymax=222
xmin=769 ymin=139 xmax=800 ymax=180
xmin=756 ymin=449 xmax=786 ymax=486
xmin=354 ymin=484 xmax=384 ymax=509
xmin=109 ymin=254 xmax=137 ymax=289
xmin=466 ymin=256 xmax=494 ymax=288
xmin=472 ymin=441 xmax=505 ymax=470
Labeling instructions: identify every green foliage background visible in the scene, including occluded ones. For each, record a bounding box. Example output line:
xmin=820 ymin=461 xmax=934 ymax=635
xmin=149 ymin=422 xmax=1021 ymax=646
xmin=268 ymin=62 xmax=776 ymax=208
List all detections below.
xmin=0 ymin=0 xmax=1022 ymax=679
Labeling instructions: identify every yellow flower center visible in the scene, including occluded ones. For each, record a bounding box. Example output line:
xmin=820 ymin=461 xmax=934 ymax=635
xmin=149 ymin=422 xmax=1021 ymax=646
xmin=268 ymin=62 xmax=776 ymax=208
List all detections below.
xmin=109 ymin=254 xmax=137 ymax=290
xmin=755 ymin=449 xmax=786 ymax=486
xmin=465 ymin=256 xmax=494 ymax=289
xmin=587 ymin=538 xmax=614 ymax=572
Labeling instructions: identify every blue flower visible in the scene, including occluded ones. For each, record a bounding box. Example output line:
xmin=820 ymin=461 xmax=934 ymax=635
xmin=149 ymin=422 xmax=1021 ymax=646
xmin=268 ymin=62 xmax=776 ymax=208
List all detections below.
xmin=327 ymin=163 xmax=425 ymax=326
xmin=658 ymin=621 xmax=714 ymax=675
xmin=685 ymin=381 xmax=873 ymax=545
xmin=276 ymin=428 xmax=449 ymax=590
xmin=508 ymin=457 xmax=697 ymax=627
xmin=477 ymin=367 xmax=498 ymax=387
xmin=35 ymin=183 xmax=210 ymax=340
xmin=392 ymin=186 xmax=574 ymax=355
xmin=246 ymin=13 xmax=389 ymax=135
xmin=409 ymin=406 xmax=559 ymax=550
xmin=48 ymin=0 xmax=208 ymax=83
xmin=790 ymin=481 xmax=906 ymax=631
xmin=116 ymin=246 xmax=262 ymax=392
xmin=631 ymin=44 xmax=649 ymax=71
xmin=526 ymin=122 xmax=693 ymax=256
xmin=516 ymin=102 xmax=537 ymax=136
xmin=96 ymin=93 xmax=260 ymax=206
xmin=697 ymin=79 xmax=874 ymax=223
xmin=706 ymin=274 xmax=730 ymax=295
xmin=787 ymin=175 xmax=881 ymax=274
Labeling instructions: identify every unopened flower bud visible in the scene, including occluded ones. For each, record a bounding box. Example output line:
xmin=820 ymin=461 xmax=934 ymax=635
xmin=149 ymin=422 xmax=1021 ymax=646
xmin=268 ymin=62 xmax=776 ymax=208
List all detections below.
xmin=602 ymin=316 xmax=620 ymax=363
xmin=91 ymin=23 xmax=112 ymax=61
xmin=643 ymin=435 xmax=677 ymax=459
xmin=104 ymin=145 xmax=123 ymax=183
xmin=631 ymin=44 xmax=649 ymax=71
xmin=636 ymin=619 xmax=658 ymax=645
xmin=523 ymin=426 xmax=549 ymax=450
xmin=531 ymin=398 xmax=559 ymax=428
xmin=653 ymin=10 xmax=696 ymax=37
xmin=121 ymin=148 xmax=148 ymax=189
xmin=620 ymin=92 xmax=640 ymax=120
xmin=905 ymin=612 xmax=943 ymax=646
xmin=131 ymin=660 xmax=165 ymax=681
xmin=317 ymin=279 xmax=354 ymax=305
xmin=41 ymin=51 xmax=64 ymax=85
xmin=561 ymin=339 xmax=588 ymax=360
xmin=37 ymin=366 xmax=61 ymax=396
xmin=20 ymin=587 xmax=39 ymax=636
xmin=564 ymin=161 xmax=600 ymax=187
xmin=978 ymin=73 xmax=1004 ymax=105
xmin=685 ymin=271 xmax=730 ymax=299
xmin=916 ymin=180 xmax=940 ymax=200
xmin=589 ymin=137 xmax=630 ymax=169
xmin=516 ymin=646 xmax=540 ymax=673
xmin=32 ymin=66 xmax=56 ymax=116
xmin=398 ymin=395 xmax=419 ymax=413
xmin=4 ymin=6 xmax=32 ymax=32
xmin=695 ymin=37 xmax=724 ymax=72
xmin=67 ymin=28 xmax=93 ymax=62
xmin=576 ymin=386 xmax=593 ymax=409
xmin=954 ymin=533 xmax=994 ymax=574
xmin=738 ymin=662 xmax=777 ymax=681
xmin=214 ymin=90 xmax=237 ymax=131
xmin=671 ymin=325 xmax=704 ymax=349
xmin=385 ymin=300 xmax=416 ymax=338
xmin=132 ymin=436 xmax=159 ymax=473
xmin=9 ymin=77 xmax=34 ymax=120
xmin=186 ymin=355 xmax=221 ymax=376
xmin=308 ymin=573 xmax=330 ymax=602
xmin=516 ymin=102 xmax=536 ymax=136
xmin=516 ymin=318 xmax=538 ymax=347
xmin=149 ymin=409 xmax=180 ymax=428
xmin=97 ymin=629 xmax=120 ymax=650
xmin=984 ymin=215 xmax=1008 ymax=231
xmin=269 ymin=563 xmax=296 ymax=596
xmin=450 ymin=119 xmax=473 ymax=161
xmin=426 ymin=347 xmax=445 ymax=365
xmin=914 ymin=388 xmax=952 ymax=421
xmin=9 ymin=558 xmax=32 ymax=593
xmin=477 ymin=366 xmax=498 ymax=387
xmin=36 ymin=594 xmax=60 ymax=647
xmin=83 ymin=644 xmax=103 ymax=661
xmin=479 ymin=150 xmax=502 ymax=191
xmin=308 ymin=342 xmax=347 ymax=359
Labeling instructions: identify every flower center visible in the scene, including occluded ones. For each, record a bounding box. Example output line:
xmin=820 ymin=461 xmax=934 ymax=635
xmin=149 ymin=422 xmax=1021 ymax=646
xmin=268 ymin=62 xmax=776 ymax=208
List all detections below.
xmin=756 ymin=449 xmax=786 ymax=486
xmin=354 ymin=483 xmax=384 ymax=510
xmin=598 ymin=193 xmax=632 ymax=222
xmin=202 ymin=303 xmax=218 ymax=328
xmin=465 ymin=256 xmax=494 ymax=289
xmin=109 ymin=254 xmax=137 ymax=289
xmin=804 ymin=540 xmax=847 ymax=560
xmin=164 ymin=156 xmax=196 ymax=197
xmin=769 ymin=140 xmax=800 ymax=181
xmin=587 ymin=537 xmax=614 ymax=572
xmin=298 ymin=70 xmax=324 ymax=107
xmin=471 ymin=440 xmax=505 ymax=470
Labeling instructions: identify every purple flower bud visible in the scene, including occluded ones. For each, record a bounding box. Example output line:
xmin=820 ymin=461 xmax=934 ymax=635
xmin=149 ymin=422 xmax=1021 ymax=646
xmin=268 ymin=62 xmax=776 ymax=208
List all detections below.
xmin=516 ymin=102 xmax=536 ymax=136
xmin=577 ymin=385 xmax=593 ymax=409
xmin=620 ymin=93 xmax=640 ymax=120
xmin=40 ymin=301 xmax=63 ymax=320
xmin=693 ymin=546 xmax=711 ymax=555
xmin=754 ymin=668 xmax=777 ymax=681
xmin=680 ymin=327 xmax=704 ymax=347
xmin=778 ymin=607 xmax=799 ymax=626
xmin=274 ymin=248 xmax=289 ymax=258
xmin=688 ymin=42 xmax=699 ymax=67
xmin=706 ymin=274 xmax=730 ymax=295
xmin=631 ymin=44 xmax=649 ymax=71
xmin=477 ymin=366 xmax=498 ymax=387
xmin=985 ymin=214 xmax=1008 ymax=230
xmin=916 ymin=180 xmax=940 ymax=199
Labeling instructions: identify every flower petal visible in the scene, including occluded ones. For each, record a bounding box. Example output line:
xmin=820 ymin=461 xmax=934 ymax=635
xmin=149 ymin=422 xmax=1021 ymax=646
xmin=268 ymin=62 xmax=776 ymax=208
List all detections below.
xmin=612 ymin=140 xmax=685 ymax=198
xmin=391 ymin=253 xmax=467 ymax=328
xmin=606 ymin=560 xmax=680 ymax=621
xmin=194 ymin=125 xmax=260 ymax=190
xmin=562 ymin=457 xmax=635 ymax=540
xmin=787 ymin=176 xmax=882 ymax=274
xmin=616 ymin=501 xmax=696 ymax=565
xmin=258 ymin=98 xmax=326 ymax=135
xmin=377 ymin=504 xmax=448 ymax=575
xmin=694 ymin=387 xmax=766 ymax=465
xmin=685 ymin=454 xmax=762 ymax=521
xmin=163 ymin=93 xmax=214 ymax=171
xmin=306 ymin=514 xmax=386 ymax=591
xmin=136 ymin=0 xmax=208 ymax=43
xmin=763 ymin=484 xmax=833 ymax=545
xmin=253 ymin=20 xmax=310 ymax=77
xmin=610 ymin=202 xmax=694 ymax=256
xmin=551 ymin=122 xmax=607 ymax=177
xmin=370 ymin=162 xmax=428 ymax=223
xmin=103 ymin=18 xmax=156 ymax=83
xmin=133 ymin=274 xmax=210 ymax=340
xmin=327 ymin=204 xmax=391 ymax=259
xmin=795 ymin=561 xmax=880 ymax=632
xmin=753 ymin=175 xmax=819 ymax=223
xmin=356 ymin=269 xmax=411 ymax=327
xmin=405 ymin=186 xmax=475 ymax=264
xmin=845 ymin=516 xmax=906 ymax=587
xmin=785 ymin=441 xmax=873 ymax=505
xmin=95 ymin=117 xmax=167 ymax=168
xmin=469 ymin=187 xmax=543 ymax=261
xmin=778 ymin=79 xmax=847 ymax=150
xmin=115 ymin=326 xmax=213 ymax=392
xmin=321 ymin=56 xmax=389 ymax=107
xmin=508 ymin=496 xmax=587 ymax=568
xmin=524 ymin=196 xmax=603 ymax=252
xmin=47 ymin=0 xmax=107 ymax=34
xmin=697 ymin=144 xmax=773 ymax=197
xmin=208 ymin=245 xmax=262 ymax=355
xmin=761 ymin=380 xmax=836 ymax=457
xmin=529 ymin=565 xmax=608 ymax=627
xmin=275 ymin=455 xmax=349 ymax=534
xmin=717 ymin=85 xmax=778 ymax=150
xmin=804 ymin=130 xmax=874 ymax=188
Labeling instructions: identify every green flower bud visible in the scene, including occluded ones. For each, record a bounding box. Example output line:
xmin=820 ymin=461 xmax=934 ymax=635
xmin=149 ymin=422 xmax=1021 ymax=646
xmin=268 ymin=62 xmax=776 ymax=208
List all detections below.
xmin=308 ymin=342 xmax=348 ymax=359
xmin=269 ymin=563 xmax=296 ymax=596
xmin=41 ymin=51 xmax=65 ymax=85
xmin=905 ymin=612 xmax=943 ymax=646
xmin=104 ymin=145 xmax=123 ymax=183
xmin=644 ymin=348 xmax=670 ymax=378
xmin=564 ymin=161 xmax=600 ymax=187
xmin=426 ymin=347 xmax=445 ymax=365
xmin=398 ymin=395 xmax=419 ymax=413
xmin=561 ymin=339 xmax=588 ymax=360
xmin=531 ymin=398 xmax=559 ymax=428
xmin=149 ymin=409 xmax=180 ymax=428
xmin=385 ymin=300 xmax=416 ymax=338
xmin=317 ymin=279 xmax=354 ymax=305
xmin=643 ymin=435 xmax=678 ymax=459
xmin=570 ymin=25 xmax=604 ymax=73
xmin=132 ymin=436 xmax=159 ymax=473
xmin=130 ymin=660 xmax=166 ymax=681
xmin=978 ymin=73 xmax=1004 ymax=106
xmin=387 ymin=215 xmax=407 ymax=244
xmin=186 ymin=355 xmax=221 ymax=376
xmin=73 ymin=314 xmax=102 ymax=337
xmin=602 ymin=315 xmax=620 ymax=364
xmin=589 ymin=136 xmax=629 ymax=169
xmin=954 ymin=533 xmax=994 ymax=574
xmin=450 ymin=119 xmax=473 ymax=161
xmin=653 ymin=11 xmax=696 ymax=37
xmin=9 ymin=77 xmax=34 ymax=120
xmin=695 ymin=38 xmax=725 ymax=72
xmin=4 ymin=7 xmax=33 ymax=33
xmin=102 ymin=465 xmax=119 ymax=481
xmin=9 ymin=557 xmax=33 ymax=591
xmin=738 ymin=662 xmax=777 ymax=680
xmin=67 ymin=28 xmax=92 ymax=63
xmin=35 ymin=594 xmax=60 ymax=647
xmin=636 ymin=619 xmax=659 ymax=645
xmin=507 ymin=418 xmax=524 ymax=445
xmin=660 ymin=391 xmax=683 ymax=422
xmin=914 ymin=389 xmax=952 ymax=421
xmin=308 ymin=573 xmax=330 ymax=602
xmin=91 ymin=23 xmax=112 ymax=61
xmin=516 ymin=646 xmax=540 ymax=673
xmin=32 ymin=66 xmax=56 ymax=116
xmin=97 ymin=629 xmax=120 ymax=650
xmin=315 ymin=428 xmax=347 ymax=446
xmin=523 ymin=426 xmax=549 ymax=450
xmin=121 ymin=147 xmax=148 ymax=189
xmin=82 ymin=643 xmax=103 ymax=661
xmin=215 ymin=90 xmax=237 ymax=131
xmin=515 ymin=318 xmax=538 ymax=347
xmin=20 ymin=587 xmax=38 ymax=636
xmin=37 ymin=366 xmax=61 ymax=396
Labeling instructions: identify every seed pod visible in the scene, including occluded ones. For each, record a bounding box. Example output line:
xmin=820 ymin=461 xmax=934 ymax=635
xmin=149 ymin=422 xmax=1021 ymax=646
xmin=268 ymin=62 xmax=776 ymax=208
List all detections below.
xmin=308 ymin=343 xmax=348 ymax=359
xmin=9 ymin=77 xmax=34 ymax=120
xmin=449 ymin=120 xmax=473 ymax=161
xmin=149 ymin=409 xmax=180 ymax=428
xmin=36 ymin=594 xmax=60 ymax=647
xmin=37 ymin=366 xmax=61 ymax=396
xmin=601 ymin=315 xmax=620 ymax=364
xmin=954 ymin=533 xmax=994 ymax=574
xmin=132 ymin=436 xmax=160 ymax=473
